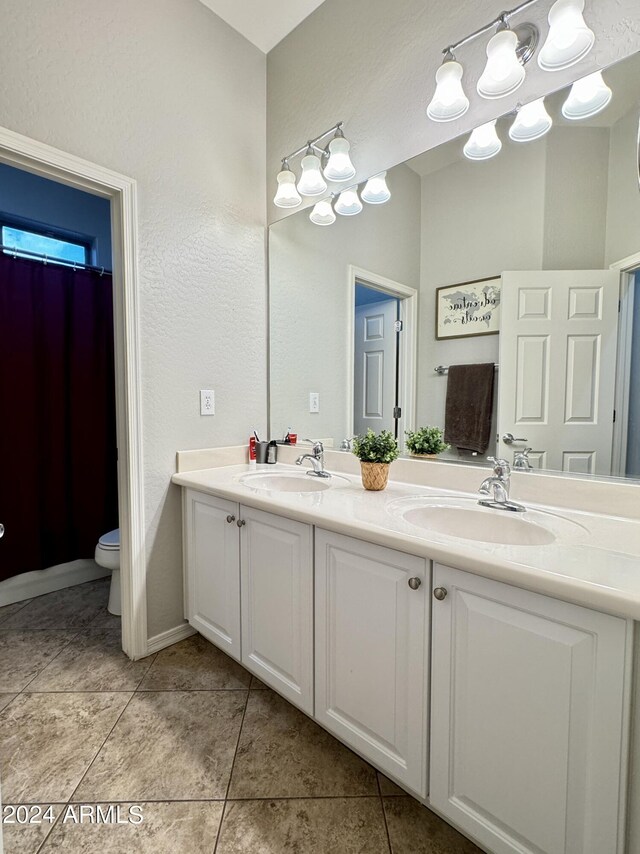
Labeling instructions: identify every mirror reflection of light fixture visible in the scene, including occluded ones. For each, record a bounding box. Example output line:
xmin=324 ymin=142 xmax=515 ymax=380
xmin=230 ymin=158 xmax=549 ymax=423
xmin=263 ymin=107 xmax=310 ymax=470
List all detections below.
xmin=273 ymin=161 xmax=302 ymax=208
xmin=561 ymin=71 xmax=612 ymax=120
xmin=334 ymin=188 xmax=363 ymax=216
xmin=361 ymin=172 xmax=391 ymax=205
xmin=309 ymin=198 xmax=336 ymax=226
xmin=297 ymin=148 xmax=328 ymax=196
xmin=463 ymin=120 xmax=502 ymax=161
xmin=477 ymin=27 xmax=526 ymax=100
xmin=323 ymin=129 xmax=356 ymax=182
xmin=427 ymin=53 xmax=469 ymax=122
xmin=509 ymin=98 xmax=553 ymax=142
xmin=538 ymin=0 xmax=595 ymax=71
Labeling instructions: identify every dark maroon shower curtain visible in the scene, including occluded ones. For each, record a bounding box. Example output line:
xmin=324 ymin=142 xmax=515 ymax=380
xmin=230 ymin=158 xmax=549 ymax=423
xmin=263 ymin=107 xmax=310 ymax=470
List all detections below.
xmin=0 ymin=254 xmax=119 ymax=580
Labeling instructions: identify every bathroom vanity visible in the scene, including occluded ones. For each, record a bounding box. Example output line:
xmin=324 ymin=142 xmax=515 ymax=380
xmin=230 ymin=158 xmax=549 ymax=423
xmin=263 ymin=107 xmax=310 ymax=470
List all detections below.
xmin=173 ymin=455 xmax=638 ymax=854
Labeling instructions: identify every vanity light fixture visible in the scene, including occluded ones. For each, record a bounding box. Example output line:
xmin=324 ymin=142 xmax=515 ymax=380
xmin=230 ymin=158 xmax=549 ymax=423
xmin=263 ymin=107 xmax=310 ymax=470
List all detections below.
xmin=323 ymin=128 xmax=356 ymax=183
xmin=426 ymin=52 xmax=469 ymax=122
xmin=509 ymin=97 xmax=553 ymax=141
xmin=309 ymin=198 xmax=336 ymax=226
xmin=561 ymin=71 xmax=612 ymax=120
xmin=463 ymin=120 xmax=502 ymax=161
xmin=361 ymin=172 xmax=391 ymax=205
xmin=538 ymin=0 xmax=595 ymax=71
xmin=334 ymin=187 xmax=363 ymax=216
xmin=297 ymin=147 xmax=328 ymax=197
xmin=273 ymin=161 xmax=303 ymax=209
xmin=477 ymin=24 xmax=527 ymax=100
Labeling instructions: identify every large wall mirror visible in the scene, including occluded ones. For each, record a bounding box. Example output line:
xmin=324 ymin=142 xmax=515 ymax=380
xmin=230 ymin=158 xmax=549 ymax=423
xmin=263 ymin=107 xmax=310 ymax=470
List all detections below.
xmin=269 ymin=51 xmax=640 ymax=481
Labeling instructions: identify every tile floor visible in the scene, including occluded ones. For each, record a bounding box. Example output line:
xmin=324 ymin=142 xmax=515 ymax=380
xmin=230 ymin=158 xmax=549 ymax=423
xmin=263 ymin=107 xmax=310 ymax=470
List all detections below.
xmin=0 ymin=578 xmax=483 ymax=853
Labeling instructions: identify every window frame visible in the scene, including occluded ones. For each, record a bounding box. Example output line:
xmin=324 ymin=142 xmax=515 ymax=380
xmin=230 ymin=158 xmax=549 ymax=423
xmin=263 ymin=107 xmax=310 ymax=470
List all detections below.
xmin=0 ymin=215 xmax=93 ymax=268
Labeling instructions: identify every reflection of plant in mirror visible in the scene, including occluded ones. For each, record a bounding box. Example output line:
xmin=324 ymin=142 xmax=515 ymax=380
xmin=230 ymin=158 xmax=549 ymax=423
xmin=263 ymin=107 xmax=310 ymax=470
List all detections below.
xmin=405 ymin=426 xmax=450 ymax=456
xmin=352 ymin=429 xmax=400 ymax=463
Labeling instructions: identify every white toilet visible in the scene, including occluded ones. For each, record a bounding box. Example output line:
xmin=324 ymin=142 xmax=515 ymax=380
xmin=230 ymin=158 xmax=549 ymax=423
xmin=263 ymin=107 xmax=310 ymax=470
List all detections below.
xmin=95 ymin=528 xmax=121 ymax=616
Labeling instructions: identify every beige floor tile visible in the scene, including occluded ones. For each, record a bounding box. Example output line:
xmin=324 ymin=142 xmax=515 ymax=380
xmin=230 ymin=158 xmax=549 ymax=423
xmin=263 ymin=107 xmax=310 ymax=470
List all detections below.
xmin=383 ymin=798 xmax=483 ymax=854
xmin=0 ymin=693 xmax=17 ymax=712
xmin=0 ymin=692 xmax=131 ymax=803
xmin=250 ymin=676 xmax=268 ymax=689
xmin=1 ymin=804 xmax=63 ymax=854
xmin=0 ymin=630 xmax=79 ymax=692
xmin=88 ymin=608 xmax=122 ymax=630
xmin=0 ymin=600 xmax=32 ymax=625
xmin=25 ymin=630 xmax=156 ymax=692
xmin=378 ymin=772 xmax=406 ymax=796
xmin=73 ymin=690 xmax=247 ymax=802
xmin=1 ymin=580 xmax=110 ymax=630
xmin=228 ymin=690 xmax=378 ymax=799
xmin=138 ymin=634 xmax=251 ymax=691
xmin=217 ymin=798 xmax=390 ymax=854
xmin=40 ymin=801 xmax=224 ymax=853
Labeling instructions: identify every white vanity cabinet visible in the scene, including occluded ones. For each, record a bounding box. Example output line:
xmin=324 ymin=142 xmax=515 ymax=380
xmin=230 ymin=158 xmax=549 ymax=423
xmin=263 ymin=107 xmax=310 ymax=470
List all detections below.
xmin=429 ymin=563 xmax=631 ymax=854
xmin=314 ymin=529 xmax=429 ymax=797
xmin=183 ymin=489 xmax=241 ymax=660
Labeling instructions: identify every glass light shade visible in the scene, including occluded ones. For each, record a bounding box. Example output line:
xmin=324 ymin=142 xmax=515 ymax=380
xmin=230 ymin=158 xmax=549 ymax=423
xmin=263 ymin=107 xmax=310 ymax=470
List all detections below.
xmin=509 ymin=98 xmax=553 ymax=142
xmin=334 ymin=188 xmax=363 ymax=216
xmin=309 ymin=199 xmax=336 ymax=226
xmin=463 ymin=121 xmax=502 ymax=161
xmin=426 ymin=60 xmax=470 ymax=122
xmin=273 ymin=168 xmax=302 ymax=208
xmin=323 ymin=137 xmax=356 ymax=182
xmin=538 ymin=0 xmax=595 ymax=71
xmin=561 ymin=71 xmax=612 ymax=120
xmin=296 ymin=153 xmax=328 ymax=196
xmin=477 ymin=30 xmax=526 ymax=99
xmin=361 ymin=172 xmax=391 ymax=205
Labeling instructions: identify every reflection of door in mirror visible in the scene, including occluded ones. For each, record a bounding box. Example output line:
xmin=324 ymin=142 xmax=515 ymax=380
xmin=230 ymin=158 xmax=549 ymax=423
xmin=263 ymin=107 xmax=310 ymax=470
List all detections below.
xmin=499 ymin=270 xmax=619 ymax=475
xmin=353 ymin=285 xmax=400 ymax=438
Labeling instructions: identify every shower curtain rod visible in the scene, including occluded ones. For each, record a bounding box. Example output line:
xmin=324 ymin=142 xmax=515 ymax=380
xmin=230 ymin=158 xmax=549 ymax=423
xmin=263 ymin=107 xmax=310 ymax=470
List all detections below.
xmin=0 ymin=244 xmax=112 ymax=275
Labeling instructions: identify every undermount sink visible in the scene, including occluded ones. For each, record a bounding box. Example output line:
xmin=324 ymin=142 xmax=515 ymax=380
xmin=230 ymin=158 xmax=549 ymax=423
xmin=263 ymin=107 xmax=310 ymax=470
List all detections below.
xmin=239 ymin=470 xmax=349 ymax=493
xmin=388 ymin=496 xmax=587 ymax=547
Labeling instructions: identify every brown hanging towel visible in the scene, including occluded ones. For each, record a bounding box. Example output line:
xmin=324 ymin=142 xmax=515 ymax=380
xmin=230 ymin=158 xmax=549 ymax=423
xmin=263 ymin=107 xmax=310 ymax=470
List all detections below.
xmin=444 ymin=363 xmax=495 ymax=454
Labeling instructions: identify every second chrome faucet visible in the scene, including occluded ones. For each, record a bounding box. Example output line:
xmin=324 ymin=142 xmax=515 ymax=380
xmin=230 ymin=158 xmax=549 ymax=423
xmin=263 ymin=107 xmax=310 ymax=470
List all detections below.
xmin=478 ymin=458 xmax=526 ymax=513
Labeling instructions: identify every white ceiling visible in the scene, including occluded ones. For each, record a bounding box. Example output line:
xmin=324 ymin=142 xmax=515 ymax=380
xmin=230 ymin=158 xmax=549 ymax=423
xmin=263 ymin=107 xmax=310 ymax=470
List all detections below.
xmin=199 ymin=0 xmax=327 ymax=53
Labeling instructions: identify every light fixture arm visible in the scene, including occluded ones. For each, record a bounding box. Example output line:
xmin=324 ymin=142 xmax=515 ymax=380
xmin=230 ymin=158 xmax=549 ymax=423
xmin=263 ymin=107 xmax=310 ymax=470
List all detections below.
xmin=281 ymin=122 xmax=345 ymax=166
xmin=444 ymin=0 xmax=541 ymax=55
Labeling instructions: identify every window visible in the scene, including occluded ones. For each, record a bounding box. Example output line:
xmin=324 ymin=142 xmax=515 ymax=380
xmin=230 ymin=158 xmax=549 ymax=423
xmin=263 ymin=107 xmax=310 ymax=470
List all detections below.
xmin=2 ymin=225 xmax=89 ymax=267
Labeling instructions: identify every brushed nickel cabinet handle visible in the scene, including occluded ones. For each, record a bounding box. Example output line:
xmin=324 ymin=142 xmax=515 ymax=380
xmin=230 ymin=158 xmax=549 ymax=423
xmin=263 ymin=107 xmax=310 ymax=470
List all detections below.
xmin=433 ymin=587 xmax=448 ymax=601
xmin=236 ymin=519 xmax=246 ymax=528
xmin=226 ymin=515 xmax=236 ymax=524
xmin=408 ymin=577 xmax=422 ymax=590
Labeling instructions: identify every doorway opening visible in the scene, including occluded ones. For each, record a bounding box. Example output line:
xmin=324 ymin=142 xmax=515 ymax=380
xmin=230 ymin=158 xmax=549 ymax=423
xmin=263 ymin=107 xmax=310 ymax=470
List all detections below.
xmin=613 ymin=254 xmax=640 ymax=478
xmin=347 ymin=266 xmax=417 ymax=449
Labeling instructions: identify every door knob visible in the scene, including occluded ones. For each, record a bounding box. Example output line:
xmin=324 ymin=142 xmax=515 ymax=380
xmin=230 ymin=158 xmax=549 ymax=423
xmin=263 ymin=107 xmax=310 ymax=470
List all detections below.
xmin=236 ymin=519 xmax=246 ymax=528
xmin=226 ymin=515 xmax=236 ymax=524
xmin=408 ymin=577 xmax=422 ymax=590
xmin=0 ymin=523 xmax=4 ymax=538
xmin=502 ymin=432 xmax=528 ymax=445
xmin=433 ymin=587 xmax=448 ymax=601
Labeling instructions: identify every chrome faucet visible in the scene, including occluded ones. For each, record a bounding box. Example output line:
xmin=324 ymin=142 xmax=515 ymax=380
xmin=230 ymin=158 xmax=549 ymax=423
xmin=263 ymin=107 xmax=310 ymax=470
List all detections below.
xmin=296 ymin=440 xmax=331 ymax=478
xmin=513 ymin=447 xmax=533 ymax=471
xmin=478 ymin=457 xmax=525 ymax=513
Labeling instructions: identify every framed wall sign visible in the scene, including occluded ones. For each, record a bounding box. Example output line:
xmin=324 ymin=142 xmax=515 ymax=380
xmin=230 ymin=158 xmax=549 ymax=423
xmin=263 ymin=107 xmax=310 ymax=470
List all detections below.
xmin=435 ymin=275 xmax=501 ymax=340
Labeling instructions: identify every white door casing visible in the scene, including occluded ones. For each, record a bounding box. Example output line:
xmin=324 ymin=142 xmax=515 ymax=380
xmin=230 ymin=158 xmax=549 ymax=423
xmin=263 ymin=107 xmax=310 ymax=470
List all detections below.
xmin=498 ymin=270 xmax=619 ymax=475
xmin=354 ymin=298 xmax=398 ymax=435
xmin=315 ymin=529 xmax=429 ymax=797
xmin=430 ymin=563 xmax=630 ymax=854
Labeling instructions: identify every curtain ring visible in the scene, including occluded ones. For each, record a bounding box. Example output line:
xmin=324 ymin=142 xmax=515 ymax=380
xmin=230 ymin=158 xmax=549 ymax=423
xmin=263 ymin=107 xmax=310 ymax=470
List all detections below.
xmin=99 ymin=266 xmax=104 ymax=277
xmin=43 ymin=254 xmax=48 ymax=265
xmin=72 ymin=260 xmax=77 ymax=271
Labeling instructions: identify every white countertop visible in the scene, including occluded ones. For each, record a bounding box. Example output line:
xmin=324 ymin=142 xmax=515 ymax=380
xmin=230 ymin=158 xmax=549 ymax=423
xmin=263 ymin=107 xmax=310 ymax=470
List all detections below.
xmin=172 ymin=463 xmax=640 ymax=621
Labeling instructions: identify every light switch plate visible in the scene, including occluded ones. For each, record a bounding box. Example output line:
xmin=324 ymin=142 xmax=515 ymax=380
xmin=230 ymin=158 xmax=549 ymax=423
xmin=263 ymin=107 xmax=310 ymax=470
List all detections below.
xmin=200 ymin=389 xmax=215 ymax=416
xmin=309 ymin=392 xmax=320 ymax=413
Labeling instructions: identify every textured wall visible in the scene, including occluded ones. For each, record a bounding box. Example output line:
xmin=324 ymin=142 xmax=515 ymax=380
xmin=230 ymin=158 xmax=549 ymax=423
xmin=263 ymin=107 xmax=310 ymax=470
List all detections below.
xmin=605 ymin=105 xmax=640 ymax=264
xmin=0 ymin=0 xmax=267 ymax=637
xmin=267 ymin=0 xmax=640 ymax=225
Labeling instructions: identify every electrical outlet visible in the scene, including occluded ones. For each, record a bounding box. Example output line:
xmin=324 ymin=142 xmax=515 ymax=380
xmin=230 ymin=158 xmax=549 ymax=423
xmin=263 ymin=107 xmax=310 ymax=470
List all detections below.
xmin=200 ymin=389 xmax=215 ymax=416
xmin=309 ymin=392 xmax=320 ymax=413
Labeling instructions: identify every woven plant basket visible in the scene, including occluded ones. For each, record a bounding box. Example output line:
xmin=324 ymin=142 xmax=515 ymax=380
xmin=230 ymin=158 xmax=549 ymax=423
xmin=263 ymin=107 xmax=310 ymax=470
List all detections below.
xmin=410 ymin=453 xmax=437 ymax=459
xmin=360 ymin=462 xmax=390 ymax=491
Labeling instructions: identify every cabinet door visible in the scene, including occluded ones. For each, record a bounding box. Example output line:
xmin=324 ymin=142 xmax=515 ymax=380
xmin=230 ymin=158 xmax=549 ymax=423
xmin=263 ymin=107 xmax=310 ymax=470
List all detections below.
xmin=240 ymin=506 xmax=313 ymax=714
xmin=315 ymin=529 xmax=429 ymax=797
xmin=430 ymin=563 xmax=630 ymax=854
xmin=183 ymin=490 xmax=241 ymax=661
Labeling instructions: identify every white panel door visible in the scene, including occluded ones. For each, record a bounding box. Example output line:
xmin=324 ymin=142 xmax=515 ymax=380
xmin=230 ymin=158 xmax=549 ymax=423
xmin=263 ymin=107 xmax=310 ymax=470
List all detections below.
xmin=315 ymin=529 xmax=429 ymax=797
xmin=184 ymin=489 xmax=241 ymax=660
xmin=354 ymin=299 xmax=398 ymax=435
xmin=430 ymin=563 xmax=630 ymax=854
xmin=240 ymin=505 xmax=313 ymax=714
xmin=499 ymin=270 xmax=619 ymax=474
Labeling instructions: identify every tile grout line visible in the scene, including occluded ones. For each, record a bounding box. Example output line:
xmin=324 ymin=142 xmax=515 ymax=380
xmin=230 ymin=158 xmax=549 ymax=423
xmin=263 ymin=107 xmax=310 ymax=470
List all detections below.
xmin=377 ymin=774 xmax=395 ymax=854
xmin=213 ymin=687 xmax=252 ymax=854
xmin=13 ymin=628 xmax=86 ymax=696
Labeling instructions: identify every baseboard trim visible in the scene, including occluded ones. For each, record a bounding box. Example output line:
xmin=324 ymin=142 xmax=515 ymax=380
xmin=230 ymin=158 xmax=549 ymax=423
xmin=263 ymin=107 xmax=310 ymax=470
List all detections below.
xmin=0 ymin=560 xmax=110 ymax=607
xmin=146 ymin=622 xmax=196 ymax=655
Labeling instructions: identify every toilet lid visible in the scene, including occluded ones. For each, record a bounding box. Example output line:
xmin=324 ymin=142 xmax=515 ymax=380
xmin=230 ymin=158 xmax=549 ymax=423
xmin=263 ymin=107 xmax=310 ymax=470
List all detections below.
xmin=98 ymin=528 xmax=120 ymax=550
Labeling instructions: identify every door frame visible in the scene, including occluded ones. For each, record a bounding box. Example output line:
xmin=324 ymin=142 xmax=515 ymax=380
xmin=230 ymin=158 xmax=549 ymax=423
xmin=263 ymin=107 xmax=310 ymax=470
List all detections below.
xmin=0 ymin=124 xmax=147 ymax=660
xmin=346 ymin=265 xmax=417 ymax=447
xmin=610 ymin=250 xmax=640 ymax=478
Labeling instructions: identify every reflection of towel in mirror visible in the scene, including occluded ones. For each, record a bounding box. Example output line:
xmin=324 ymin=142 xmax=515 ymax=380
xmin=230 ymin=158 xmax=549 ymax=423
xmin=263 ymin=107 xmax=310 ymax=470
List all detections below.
xmin=444 ymin=363 xmax=495 ymax=454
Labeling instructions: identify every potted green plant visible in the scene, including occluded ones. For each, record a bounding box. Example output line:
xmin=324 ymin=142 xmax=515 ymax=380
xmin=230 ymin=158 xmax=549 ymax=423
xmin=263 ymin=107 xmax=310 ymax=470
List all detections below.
xmin=405 ymin=426 xmax=449 ymax=459
xmin=352 ymin=428 xmax=400 ymax=491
